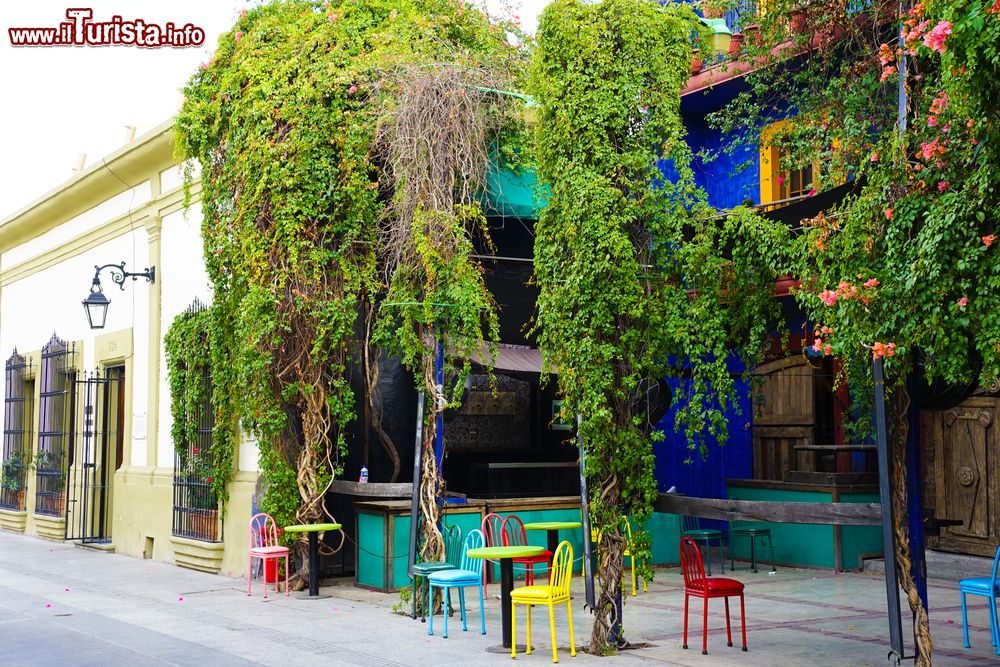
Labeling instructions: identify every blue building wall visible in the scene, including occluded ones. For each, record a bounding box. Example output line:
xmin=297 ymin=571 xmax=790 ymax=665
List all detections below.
xmin=685 ymin=116 xmax=761 ymax=209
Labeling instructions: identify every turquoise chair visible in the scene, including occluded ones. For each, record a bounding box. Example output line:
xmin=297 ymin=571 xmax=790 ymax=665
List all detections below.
xmin=960 ymin=544 xmax=1000 ymax=655
xmin=411 ymin=524 xmax=462 ymax=622
xmin=427 ymin=529 xmax=486 ymax=638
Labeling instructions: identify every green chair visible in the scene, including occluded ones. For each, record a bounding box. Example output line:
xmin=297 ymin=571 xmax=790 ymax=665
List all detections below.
xmin=411 ymin=523 xmax=462 ymax=622
xmin=729 ymin=523 xmax=776 ymax=574
xmin=683 ymin=515 xmax=725 ymax=576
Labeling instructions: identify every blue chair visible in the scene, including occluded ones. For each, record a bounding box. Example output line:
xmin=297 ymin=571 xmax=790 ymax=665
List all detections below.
xmin=960 ymin=544 xmax=1000 ymax=655
xmin=427 ymin=529 xmax=486 ymax=639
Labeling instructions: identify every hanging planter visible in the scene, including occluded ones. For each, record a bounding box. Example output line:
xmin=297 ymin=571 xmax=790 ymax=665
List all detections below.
xmin=790 ymin=8 xmax=808 ymax=34
xmin=691 ymin=49 xmax=704 ymax=74
xmin=728 ymin=32 xmax=744 ymax=56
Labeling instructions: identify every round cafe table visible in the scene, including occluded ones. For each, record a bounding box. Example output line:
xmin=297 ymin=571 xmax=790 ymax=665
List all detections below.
xmin=523 ymin=521 xmax=582 ymax=555
xmin=284 ymin=523 xmax=341 ymax=599
xmin=467 ymin=545 xmax=544 ymax=651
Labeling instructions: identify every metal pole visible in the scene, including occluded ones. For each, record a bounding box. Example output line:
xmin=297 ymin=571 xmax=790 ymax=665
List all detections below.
xmin=874 ymin=358 xmax=905 ymax=659
xmin=407 ymin=391 xmax=425 ymax=578
xmin=906 ymin=374 xmax=928 ymax=610
xmin=577 ymin=414 xmax=596 ymax=610
xmin=434 ymin=336 xmax=445 ymax=477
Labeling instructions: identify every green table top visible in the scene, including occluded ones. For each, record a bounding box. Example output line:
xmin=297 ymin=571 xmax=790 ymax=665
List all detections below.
xmin=522 ymin=521 xmax=582 ymax=531
xmin=467 ymin=545 xmax=544 ymax=559
xmin=284 ymin=523 xmax=342 ymax=533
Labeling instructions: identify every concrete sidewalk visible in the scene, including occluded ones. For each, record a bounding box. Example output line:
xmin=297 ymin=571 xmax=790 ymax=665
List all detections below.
xmin=0 ymin=530 xmax=997 ymax=666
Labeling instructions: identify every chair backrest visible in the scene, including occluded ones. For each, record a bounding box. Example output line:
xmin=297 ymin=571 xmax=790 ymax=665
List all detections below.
xmin=250 ymin=512 xmax=279 ymax=549
xmin=458 ymin=529 xmax=486 ymax=575
xmin=621 ymin=516 xmax=634 ymax=543
xmin=550 ymin=541 xmax=574 ymax=596
xmin=443 ymin=524 xmax=463 ymax=568
xmin=482 ymin=512 xmax=505 ymax=548
xmin=500 ymin=514 xmax=528 ymax=548
xmin=682 ymin=515 xmax=702 ymax=533
xmin=679 ymin=536 xmax=707 ymax=590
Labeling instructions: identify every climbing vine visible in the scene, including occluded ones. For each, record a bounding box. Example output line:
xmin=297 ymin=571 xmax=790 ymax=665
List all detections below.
xmin=176 ymin=0 xmax=525 ymax=581
xmin=530 ymin=0 xmax=789 ymax=651
xmin=164 ymin=303 xmax=238 ymax=511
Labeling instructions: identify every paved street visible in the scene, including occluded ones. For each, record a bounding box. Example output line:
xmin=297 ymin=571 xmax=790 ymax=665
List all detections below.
xmin=0 ymin=530 xmax=997 ymax=666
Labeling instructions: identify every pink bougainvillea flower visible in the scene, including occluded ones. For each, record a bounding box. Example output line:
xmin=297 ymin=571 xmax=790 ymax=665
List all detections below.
xmin=206 ymin=477 xmax=214 ymax=484
xmin=880 ymin=66 xmax=897 ymax=81
xmin=777 ymin=175 xmax=785 ymax=185
xmin=926 ymin=115 xmax=938 ymax=127
xmin=193 ymin=447 xmax=199 ymax=454
xmin=812 ymin=338 xmax=824 ymax=352
xmin=983 ymin=234 xmax=997 ymax=248
xmin=870 ymin=151 xmax=880 ymax=162
xmin=937 ymin=180 xmax=949 ymax=191
xmin=819 ymin=290 xmax=838 ymax=306
xmin=872 ymin=342 xmax=898 ymax=359
xmin=957 ymin=297 xmax=969 ymax=307
xmin=348 ymin=85 xmax=358 ymax=95
xmin=823 ymin=344 xmax=833 ymax=356
xmin=990 ymin=0 xmax=1000 ymax=13
xmin=864 ymin=278 xmax=880 ymax=288
xmin=923 ymin=20 xmax=952 ymax=53
xmin=878 ymin=43 xmax=895 ymax=67
xmin=240 ymin=9 xmax=248 ymax=19
xmin=929 ymin=93 xmax=949 ymax=115
xmin=884 ymin=208 xmax=894 ymax=220
xmin=808 ymin=188 xmax=818 ymax=196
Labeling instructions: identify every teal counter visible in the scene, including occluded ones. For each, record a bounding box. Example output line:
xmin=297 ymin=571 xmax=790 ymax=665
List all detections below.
xmin=726 ymin=480 xmax=884 ymax=570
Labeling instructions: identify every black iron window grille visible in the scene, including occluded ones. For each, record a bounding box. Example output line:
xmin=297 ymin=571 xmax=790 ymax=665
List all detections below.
xmin=36 ymin=334 xmax=75 ymax=517
xmin=1 ymin=350 xmax=34 ymax=511
xmin=171 ymin=371 xmax=219 ymax=541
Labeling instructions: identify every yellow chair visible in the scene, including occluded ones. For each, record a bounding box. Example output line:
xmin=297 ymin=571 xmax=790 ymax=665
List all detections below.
xmin=590 ymin=517 xmax=647 ymax=596
xmin=621 ymin=516 xmax=647 ymax=596
xmin=511 ymin=541 xmax=576 ymax=663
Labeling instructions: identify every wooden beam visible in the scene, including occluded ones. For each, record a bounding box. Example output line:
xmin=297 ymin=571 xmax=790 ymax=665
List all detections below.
xmin=329 ymin=480 xmax=413 ymax=497
xmin=654 ymin=493 xmax=882 ymax=526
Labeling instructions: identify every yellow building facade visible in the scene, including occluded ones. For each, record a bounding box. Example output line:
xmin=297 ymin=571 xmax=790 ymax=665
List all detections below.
xmin=0 ymin=120 xmax=256 ymax=576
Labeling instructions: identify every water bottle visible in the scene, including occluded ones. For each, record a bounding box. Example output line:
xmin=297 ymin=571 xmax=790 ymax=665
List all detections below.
xmin=359 ymin=465 xmax=369 ymax=484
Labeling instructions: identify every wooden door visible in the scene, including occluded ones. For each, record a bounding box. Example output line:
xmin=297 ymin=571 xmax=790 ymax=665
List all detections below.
xmin=752 ymin=357 xmax=817 ymax=481
xmin=928 ymin=397 xmax=1000 ymax=557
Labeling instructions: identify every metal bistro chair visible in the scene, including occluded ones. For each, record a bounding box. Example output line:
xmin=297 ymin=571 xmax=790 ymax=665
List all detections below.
xmin=729 ymin=523 xmax=777 ymax=574
xmin=411 ymin=523 xmax=462 ymax=622
xmin=247 ymin=513 xmax=289 ymax=599
xmin=427 ymin=529 xmax=487 ymax=639
xmin=622 ymin=516 xmax=648 ymax=596
xmin=511 ymin=540 xmax=577 ymax=663
xmin=682 ymin=515 xmax=725 ymax=576
xmin=960 ymin=543 xmax=1000 ymax=655
xmin=680 ymin=536 xmax=748 ymax=655
xmin=482 ymin=512 xmax=505 ymax=599
xmin=502 ymin=514 xmax=552 ymax=586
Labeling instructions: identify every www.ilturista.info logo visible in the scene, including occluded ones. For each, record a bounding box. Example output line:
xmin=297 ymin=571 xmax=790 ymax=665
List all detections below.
xmin=9 ymin=8 xmax=205 ymax=48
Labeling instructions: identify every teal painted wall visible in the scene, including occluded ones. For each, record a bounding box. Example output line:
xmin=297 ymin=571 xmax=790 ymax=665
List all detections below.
xmin=356 ymin=511 xmax=387 ymax=589
xmin=838 ymin=492 xmax=884 ymax=569
xmin=726 ymin=486 xmax=838 ymax=568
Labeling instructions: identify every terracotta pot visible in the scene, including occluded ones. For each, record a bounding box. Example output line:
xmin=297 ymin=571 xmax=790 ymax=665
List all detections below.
xmin=728 ymin=32 xmax=744 ymax=56
xmin=744 ymin=24 xmax=763 ymax=46
xmin=691 ymin=53 xmax=704 ymax=75
xmin=191 ymin=509 xmax=219 ymax=541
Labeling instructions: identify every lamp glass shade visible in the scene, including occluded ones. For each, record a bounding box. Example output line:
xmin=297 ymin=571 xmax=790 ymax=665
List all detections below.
xmin=83 ymin=291 xmax=110 ymax=330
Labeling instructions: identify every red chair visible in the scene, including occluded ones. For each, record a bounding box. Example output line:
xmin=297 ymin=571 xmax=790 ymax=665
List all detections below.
xmin=501 ymin=515 xmax=552 ymax=585
xmin=680 ymin=535 xmax=747 ymax=655
xmin=481 ymin=512 xmax=505 ymax=597
xmin=248 ymin=513 xmax=289 ymax=599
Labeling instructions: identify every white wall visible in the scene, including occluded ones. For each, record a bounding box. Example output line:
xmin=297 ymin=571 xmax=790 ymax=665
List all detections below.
xmin=156 ymin=206 xmax=212 ymax=470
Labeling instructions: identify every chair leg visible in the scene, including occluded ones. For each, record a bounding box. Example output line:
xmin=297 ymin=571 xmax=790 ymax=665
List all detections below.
xmin=566 ymin=598 xmax=576 ymax=656
xmin=750 ymin=536 xmax=757 ymax=574
xmin=411 ymin=576 xmax=417 ymax=620
xmin=631 ymin=557 xmax=637 ymax=597
xmin=991 ymin=596 xmax=1000 ymax=655
xmin=725 ymin=596 xmax=733 ymax=646
xmin=284 ymin=555 xmax=289 ymax=595
xmin=527 ymin=604 xmax=533 ymax=654
xmin=427 ymin=583 xmax=434 ymax=636
xmin=702 ymin=595 xmax=709 ymax=655
xmin=247 ymin=555 xmax=252 ymax=597
xmin=768 ymin=534 xmax=776 ymax=573
xmin=443 ymin=587 xmax=451 ymax=638
xmin=740 ymin=592 xmax=748 ymax=651
xmin=548 ymin=603 xmax=559 ymax=663
xmin=511 ymin=601 xmax=518 ymax=659
xmin=962 ymin=592 xmax=971 ymax=648
xmin=682 ymin=592 xmax=690 ymax=649
xmin=478 ymin=583 xmax=486 ymax=635
xmin=459 ymin=587 xmax=468 ymax=632
xmin=262 ymin=558 xmax=269 ymax=599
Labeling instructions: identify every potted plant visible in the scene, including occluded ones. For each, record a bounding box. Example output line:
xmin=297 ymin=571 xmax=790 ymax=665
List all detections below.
xmin=1 ymin=456 xmax=27 ymax=510
xmin=691 ymin=48 xmax=704 ymax=74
